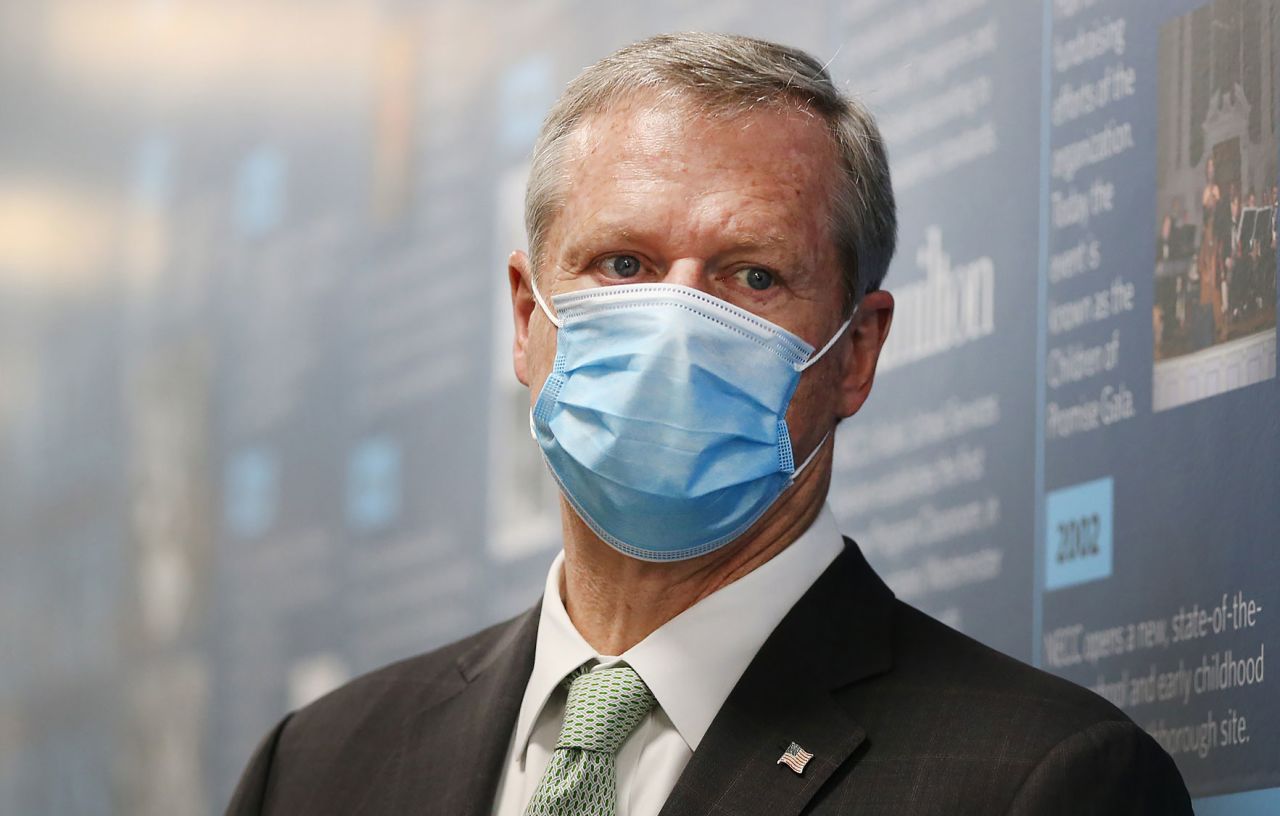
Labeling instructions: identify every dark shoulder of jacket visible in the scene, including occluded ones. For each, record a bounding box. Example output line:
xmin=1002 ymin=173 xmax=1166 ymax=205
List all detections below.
xmin=883 ymin=600 xmax=1135 ymax=737
xmin=225 ymin=606 xmax=536 ymax=814
xmin=1005 ymin=719 xmax=1193 ymax=814
xmin=877 ymin=600 xmax=1190 ymax=808
xmin=280 ymin=607 xmax=534 ymax=741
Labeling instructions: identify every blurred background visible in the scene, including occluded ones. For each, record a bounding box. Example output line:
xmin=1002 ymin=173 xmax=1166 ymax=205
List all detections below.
xmin=1 ymin=0 xmax=1277 ymax=813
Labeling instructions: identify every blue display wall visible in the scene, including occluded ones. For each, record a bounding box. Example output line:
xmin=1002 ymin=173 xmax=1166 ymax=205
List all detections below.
xmin=1 ymin=0 xmax=1275 ymax=812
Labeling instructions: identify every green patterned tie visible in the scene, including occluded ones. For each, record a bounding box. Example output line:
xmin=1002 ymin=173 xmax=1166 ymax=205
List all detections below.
xmin=524 ymin=666 xmax=657 ymax=816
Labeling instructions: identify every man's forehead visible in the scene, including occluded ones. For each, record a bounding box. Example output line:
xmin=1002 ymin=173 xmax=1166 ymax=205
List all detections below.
xmin=569 ymin=93 xmax=687 ymax=146
xmin=540 ymin=91 xmax=841 ymax=269
xmin=562 ymin=91 xmax=834 ymax=172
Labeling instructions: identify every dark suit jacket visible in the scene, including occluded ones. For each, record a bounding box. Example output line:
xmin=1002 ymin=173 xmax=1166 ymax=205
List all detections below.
xmin=227 ymin=538 xmax=1192 ymax=815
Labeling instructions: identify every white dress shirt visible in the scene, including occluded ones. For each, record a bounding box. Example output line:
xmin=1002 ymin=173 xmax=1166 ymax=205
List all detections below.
xmin=491 ymin=504 xmax=844 ymax=816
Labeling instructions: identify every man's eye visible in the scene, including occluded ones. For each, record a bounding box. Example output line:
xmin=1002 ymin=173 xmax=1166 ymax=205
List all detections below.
xmin=739 ymin=267 xmax=774 ymax=291
xmin=600 ymin=255 xmax=642 ymax=278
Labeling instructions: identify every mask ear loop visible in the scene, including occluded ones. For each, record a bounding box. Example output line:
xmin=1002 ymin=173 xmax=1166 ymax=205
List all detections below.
xmin=783 ymin=429 xmax=834 ymax=486
xmin=788 ymin=432 xmax=829 ymax=475
xmin=788 ymin=302 xmax=859 ymax=480
xmin=794 ymin=303 xmax=858 ymax=372
xmin=530 ymin=277 xmax=563 ymax=328
xmin=527 ymin=278 xmax=563 ymax=441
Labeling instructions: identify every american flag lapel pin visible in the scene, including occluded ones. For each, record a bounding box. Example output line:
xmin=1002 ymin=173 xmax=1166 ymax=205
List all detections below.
xmin=777 ymin=741 xmax=814 ymax=774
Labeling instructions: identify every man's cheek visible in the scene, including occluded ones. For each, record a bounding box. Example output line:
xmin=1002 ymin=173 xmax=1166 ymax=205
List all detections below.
xmin=528 ymin=332 xmax=559 ymax=403
xmin=786 ymin=369 xmax=835 ymax=443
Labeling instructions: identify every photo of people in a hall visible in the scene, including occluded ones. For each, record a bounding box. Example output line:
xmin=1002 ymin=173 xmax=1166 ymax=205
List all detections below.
xmin=1153 ymin=0 xmax=1278 ymax=410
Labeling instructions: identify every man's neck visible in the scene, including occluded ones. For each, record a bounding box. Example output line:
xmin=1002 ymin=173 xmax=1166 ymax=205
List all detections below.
xmin=557 ymin=460 xmax=832 ymax=656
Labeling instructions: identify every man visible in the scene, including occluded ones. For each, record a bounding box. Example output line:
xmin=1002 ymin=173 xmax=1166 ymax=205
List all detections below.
xmin=228 ymin=33 xmax=1191 ymax=815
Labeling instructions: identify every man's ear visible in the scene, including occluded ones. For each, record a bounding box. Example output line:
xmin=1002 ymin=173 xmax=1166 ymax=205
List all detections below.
xmin=509 ymin=250 xmax=536 ymax=387
xmin=836 ymin=290 xmax=894 ymax=418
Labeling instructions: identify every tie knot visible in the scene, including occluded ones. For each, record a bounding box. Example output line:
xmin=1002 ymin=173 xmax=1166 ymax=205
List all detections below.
xmin=556 ymin=666 xmax=656 ymax=754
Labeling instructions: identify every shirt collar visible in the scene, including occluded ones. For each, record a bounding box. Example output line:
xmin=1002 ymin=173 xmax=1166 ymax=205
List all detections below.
xmin=511 ymin=503 xmax=844 ymax=756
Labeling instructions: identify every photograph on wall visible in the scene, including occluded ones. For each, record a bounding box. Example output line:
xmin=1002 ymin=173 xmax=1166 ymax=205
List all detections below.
xmin=1153 ymin=0 xmax=1279 ymax=411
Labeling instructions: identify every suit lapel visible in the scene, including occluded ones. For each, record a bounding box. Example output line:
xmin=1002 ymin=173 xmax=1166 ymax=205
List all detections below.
xmin=659 ymin=539 xmax=894 ymax=816
xmin=393 ymin=603 xmax=541 ymax=815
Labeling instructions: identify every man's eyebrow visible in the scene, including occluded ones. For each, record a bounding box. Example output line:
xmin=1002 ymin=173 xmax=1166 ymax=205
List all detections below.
xmin=728 ymin=231 xmax=792 ymax=252
xmin=556 ymin=225 xmax=640 ymax=264
xmin=562 ymin=222 xmax=797 ymax=257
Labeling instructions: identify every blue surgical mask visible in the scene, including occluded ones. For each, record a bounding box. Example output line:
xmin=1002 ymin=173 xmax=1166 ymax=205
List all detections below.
xmin=530 ymin=282 xmax=853 ymax=562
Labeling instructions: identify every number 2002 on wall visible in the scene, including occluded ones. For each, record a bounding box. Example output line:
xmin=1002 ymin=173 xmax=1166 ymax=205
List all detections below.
xmin=1045 ymin=476 xmax=1114 ymax=591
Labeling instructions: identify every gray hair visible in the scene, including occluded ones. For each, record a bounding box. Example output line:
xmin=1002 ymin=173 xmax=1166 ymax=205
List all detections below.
xmin=524 ymin=31 xmax=896 ymax=311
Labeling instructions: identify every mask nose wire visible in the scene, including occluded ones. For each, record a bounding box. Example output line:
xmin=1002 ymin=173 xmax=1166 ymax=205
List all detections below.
xmin=530 ymin=276 xmax=563 ymax=329
xmin=794 ymin=303 xmax=859 ymax=372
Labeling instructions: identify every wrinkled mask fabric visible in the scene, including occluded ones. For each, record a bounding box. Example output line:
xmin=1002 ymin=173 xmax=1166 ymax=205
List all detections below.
xmin=530 ymin=282 xmax=851 ymax=561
